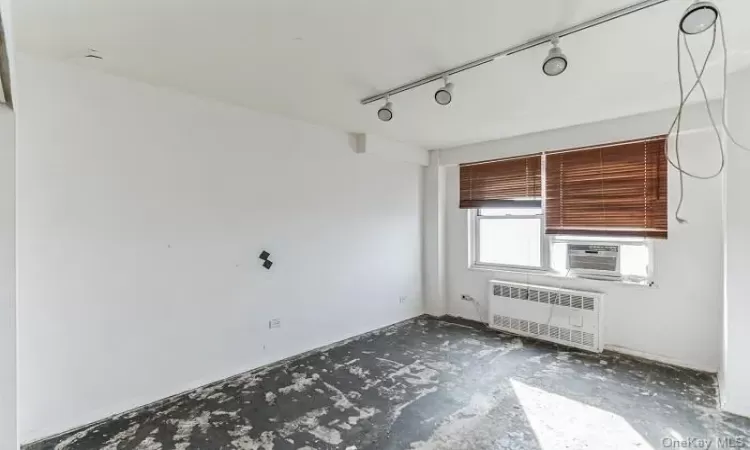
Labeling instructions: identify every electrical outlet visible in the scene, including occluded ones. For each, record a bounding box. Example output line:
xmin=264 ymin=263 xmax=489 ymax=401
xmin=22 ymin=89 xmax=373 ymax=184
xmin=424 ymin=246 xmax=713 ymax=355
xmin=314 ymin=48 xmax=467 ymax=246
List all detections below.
xmin=461 ymin=294 xmax=475 ymax=302
xmin=399 ymin=296 xmax=407 ymax=304
xmin=269 ymin=318 xmax=281 ymax=329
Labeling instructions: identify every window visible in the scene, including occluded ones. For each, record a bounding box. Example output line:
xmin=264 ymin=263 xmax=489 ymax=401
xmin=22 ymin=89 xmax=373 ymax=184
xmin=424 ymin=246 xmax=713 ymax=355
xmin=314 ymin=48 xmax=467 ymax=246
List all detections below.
xmin=474 ymin=214 xmax=652 ymax=279
xmin=461 ymin=154 xmax=544 ymax=269
xmin=475 ymin=207 xmax=543 ymax=269
xmin=473 ymin=212 xmax=653 ymax=281
xmin=461 ymin=136 xmax=667 ymax=282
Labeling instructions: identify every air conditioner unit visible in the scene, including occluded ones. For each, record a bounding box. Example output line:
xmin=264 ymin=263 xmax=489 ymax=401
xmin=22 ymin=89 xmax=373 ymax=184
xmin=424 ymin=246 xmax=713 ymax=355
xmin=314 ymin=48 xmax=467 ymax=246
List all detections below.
xmin=488 ymin=280 xmax=604 ymax=352
xmin=567 ymin=244 xmax=620 ymax=279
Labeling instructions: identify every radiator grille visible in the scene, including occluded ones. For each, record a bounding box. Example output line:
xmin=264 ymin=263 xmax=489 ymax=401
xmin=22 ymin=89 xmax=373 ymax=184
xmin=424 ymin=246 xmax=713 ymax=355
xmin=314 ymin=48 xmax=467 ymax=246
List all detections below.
xmin=492 ymin=315 xmax=596 ymax=350
xmin=493 ymin=284 xmax=595 ymax=311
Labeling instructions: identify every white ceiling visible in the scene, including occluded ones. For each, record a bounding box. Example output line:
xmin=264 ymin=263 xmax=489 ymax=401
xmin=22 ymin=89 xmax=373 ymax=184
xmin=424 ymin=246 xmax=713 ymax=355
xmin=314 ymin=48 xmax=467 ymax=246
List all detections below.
xmin=13 ymin=0 xmax=750 ymax=148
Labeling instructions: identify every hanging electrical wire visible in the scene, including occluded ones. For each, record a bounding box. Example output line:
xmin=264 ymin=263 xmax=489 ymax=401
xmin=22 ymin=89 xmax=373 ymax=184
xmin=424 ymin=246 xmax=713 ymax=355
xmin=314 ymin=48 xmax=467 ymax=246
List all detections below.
xmin=667 ymin=6 xmax=750 ymax=222
xmin=667 ymin=25 xmax=720 ymax=178
xmin=668 ymin=24 xmax=723 ymax=222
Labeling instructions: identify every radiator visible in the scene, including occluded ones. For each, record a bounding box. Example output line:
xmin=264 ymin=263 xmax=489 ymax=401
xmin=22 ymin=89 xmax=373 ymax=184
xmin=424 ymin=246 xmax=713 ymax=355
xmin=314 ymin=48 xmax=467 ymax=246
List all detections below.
xmin=488 ymin=280 xmax=604 ymax=352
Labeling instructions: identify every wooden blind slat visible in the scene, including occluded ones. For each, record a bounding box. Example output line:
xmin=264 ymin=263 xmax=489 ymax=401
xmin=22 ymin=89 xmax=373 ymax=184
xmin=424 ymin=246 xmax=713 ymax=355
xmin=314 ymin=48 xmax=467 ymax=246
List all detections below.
xmin=459 ymin=154 xmax=542 ymax=208
xmin=544 ymin=136 xmax=668 ymax=239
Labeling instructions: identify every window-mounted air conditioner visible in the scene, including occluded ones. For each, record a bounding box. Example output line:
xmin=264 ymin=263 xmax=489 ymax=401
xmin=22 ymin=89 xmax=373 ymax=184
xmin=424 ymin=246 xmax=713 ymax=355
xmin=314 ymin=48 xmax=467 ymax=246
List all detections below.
xmin=567 ymin=244 xmax=620 ymax=279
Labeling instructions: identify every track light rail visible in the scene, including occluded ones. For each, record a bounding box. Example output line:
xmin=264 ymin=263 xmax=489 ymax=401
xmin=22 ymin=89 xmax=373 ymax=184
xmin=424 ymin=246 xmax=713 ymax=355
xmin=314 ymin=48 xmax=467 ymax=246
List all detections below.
xmin=359 ymin=0 xmax=673 ymax=105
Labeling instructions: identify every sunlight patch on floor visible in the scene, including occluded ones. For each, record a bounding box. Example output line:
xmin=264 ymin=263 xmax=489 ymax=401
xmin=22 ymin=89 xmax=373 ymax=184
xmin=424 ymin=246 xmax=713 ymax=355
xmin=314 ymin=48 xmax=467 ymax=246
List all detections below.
xmin=510 ymin=379 xmax=653 ymax=450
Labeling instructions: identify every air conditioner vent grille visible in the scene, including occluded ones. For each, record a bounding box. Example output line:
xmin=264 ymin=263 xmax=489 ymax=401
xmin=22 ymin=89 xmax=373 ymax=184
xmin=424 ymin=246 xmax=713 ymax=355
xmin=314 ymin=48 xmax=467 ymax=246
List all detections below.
xmin=569 ymin=255 xmax=617 ymax=272
xmin=492 ymin=284 xmax=597 ymax=311
xmin=568 ymin=244 xmax=620 ymax=273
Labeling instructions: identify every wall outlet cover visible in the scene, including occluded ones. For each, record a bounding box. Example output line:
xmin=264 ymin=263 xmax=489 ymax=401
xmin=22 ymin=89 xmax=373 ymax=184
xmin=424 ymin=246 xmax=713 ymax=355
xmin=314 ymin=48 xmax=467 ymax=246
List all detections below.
xmin=269 ymin=318 xmax=281 ymax=329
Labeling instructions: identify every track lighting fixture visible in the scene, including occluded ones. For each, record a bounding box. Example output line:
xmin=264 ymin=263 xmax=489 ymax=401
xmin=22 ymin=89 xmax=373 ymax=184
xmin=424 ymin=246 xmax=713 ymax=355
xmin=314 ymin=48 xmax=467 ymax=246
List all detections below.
xmin=361 ymin=0 xmax=674 ymax=107
xmin=542 ymin=37 xmax=568 ymax=77
xmin=377 ymin=97 xmax=393 ymax=122
xmin=434 ymin=77 xmax=454 ymax=106
xmin=680 ymin=1 xmax=718 ymax=35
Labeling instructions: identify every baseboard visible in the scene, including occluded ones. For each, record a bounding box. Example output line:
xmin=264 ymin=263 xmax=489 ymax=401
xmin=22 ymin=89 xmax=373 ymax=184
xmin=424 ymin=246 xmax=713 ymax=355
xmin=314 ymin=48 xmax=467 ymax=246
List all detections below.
xmin=603 ymin=344 xmax=716 ymax=374
xmin=428 ymin=313 xmax=716 ymax=374
xmin=716 ymin=373 xmax=750 ymax=419
xmin=435 ymin=314 xmax=487 ymax=326
xmin=22 ymin=314 xmax=427 ymax=447
xmin=722 ymin=397 xmax=750 ymax=419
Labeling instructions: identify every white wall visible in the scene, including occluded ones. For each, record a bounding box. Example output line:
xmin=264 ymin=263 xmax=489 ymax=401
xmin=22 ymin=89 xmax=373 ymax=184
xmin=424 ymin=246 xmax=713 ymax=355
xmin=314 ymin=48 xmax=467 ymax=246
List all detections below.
xmin=430 ymin=104 xmax=725 ymax=372
xmin=0 ymin=107 xmax=16 ymax=450
xmin=423 ymin=152 xmax=446 ymax=316
xmin=1 ymin=0 xmax=18 ymax=446
xmin=16 ymin=53 xmax=426 ymax=443
xmin=721 ymin=67 xmax=750 ymax=418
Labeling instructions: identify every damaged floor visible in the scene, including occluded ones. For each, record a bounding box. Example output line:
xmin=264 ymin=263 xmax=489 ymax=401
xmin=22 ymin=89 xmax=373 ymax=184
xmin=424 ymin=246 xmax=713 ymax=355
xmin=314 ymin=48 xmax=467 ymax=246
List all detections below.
xmin=27 ymin=316 xmax=750 ymax=450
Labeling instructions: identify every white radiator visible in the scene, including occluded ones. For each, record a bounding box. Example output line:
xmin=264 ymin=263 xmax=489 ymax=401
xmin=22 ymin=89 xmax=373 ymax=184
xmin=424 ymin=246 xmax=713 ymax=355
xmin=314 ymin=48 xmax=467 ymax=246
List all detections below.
xmin=488 ymin=280 xmax=604 ymax=352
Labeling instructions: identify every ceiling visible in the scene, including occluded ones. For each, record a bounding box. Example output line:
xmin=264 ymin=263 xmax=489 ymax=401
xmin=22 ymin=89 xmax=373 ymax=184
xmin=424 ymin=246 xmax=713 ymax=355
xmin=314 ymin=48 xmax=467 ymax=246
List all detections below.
xmin=13 ymin=0 xmax=750 ymax=148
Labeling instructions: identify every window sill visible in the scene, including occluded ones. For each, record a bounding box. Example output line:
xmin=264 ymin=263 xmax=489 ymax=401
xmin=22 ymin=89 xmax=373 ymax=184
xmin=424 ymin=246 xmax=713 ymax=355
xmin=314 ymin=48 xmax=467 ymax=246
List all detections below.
xmin=468 ymin=264 xmax=655 ymax=288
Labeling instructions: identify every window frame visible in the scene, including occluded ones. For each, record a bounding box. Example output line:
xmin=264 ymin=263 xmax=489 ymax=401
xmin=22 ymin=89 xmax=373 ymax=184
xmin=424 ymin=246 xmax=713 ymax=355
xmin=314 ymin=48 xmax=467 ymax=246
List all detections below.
xmin=469 ymin=211 xmax=655 ymax=282
xmin=469 ymin=207 xmax=550 ymax=272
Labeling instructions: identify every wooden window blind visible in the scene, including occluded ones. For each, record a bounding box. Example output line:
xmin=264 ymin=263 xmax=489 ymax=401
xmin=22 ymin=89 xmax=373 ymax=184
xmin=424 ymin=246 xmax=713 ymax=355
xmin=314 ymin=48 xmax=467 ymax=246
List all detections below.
xmin=544 ymin=136 xmax=668 ymax=239
xmin=459 ymin=154 xmax=542 ymax=208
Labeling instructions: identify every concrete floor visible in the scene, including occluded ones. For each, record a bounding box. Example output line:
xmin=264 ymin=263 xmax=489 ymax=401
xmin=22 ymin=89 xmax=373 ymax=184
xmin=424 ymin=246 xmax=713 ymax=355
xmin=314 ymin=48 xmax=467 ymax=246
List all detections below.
xmin=27 ymin=316 xmax=750 ymax=450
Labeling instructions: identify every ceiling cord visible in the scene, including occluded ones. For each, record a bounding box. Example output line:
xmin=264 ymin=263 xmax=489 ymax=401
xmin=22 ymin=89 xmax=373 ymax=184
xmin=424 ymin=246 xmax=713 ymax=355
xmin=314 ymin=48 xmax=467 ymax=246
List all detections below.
xmin=676 ymin=28 xmax=724 ymax=180
xmin=667 ymin=10 xmax=750 ymax=223
xmin=668 ymin=24 xmax=719 ymax=222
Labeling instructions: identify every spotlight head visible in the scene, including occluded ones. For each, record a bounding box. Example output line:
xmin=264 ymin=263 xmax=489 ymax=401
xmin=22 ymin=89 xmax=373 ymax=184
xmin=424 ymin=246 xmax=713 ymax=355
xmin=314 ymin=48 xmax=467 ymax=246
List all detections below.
xmin=543 ymin=37 xmax=567 ymax=77
xmin=377 ymin=100 xmax=393 ymax=122
xmin=434 ymin=78 xmax=454 ymax=106
xmin=680 ymin=1 xmax=718 ymax=35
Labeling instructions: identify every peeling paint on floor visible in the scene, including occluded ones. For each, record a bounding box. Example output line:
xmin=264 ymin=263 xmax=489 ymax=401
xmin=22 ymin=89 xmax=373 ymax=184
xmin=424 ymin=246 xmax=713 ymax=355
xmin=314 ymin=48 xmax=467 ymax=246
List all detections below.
xmin=26 ymin=317 xmax=750 ymax=450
